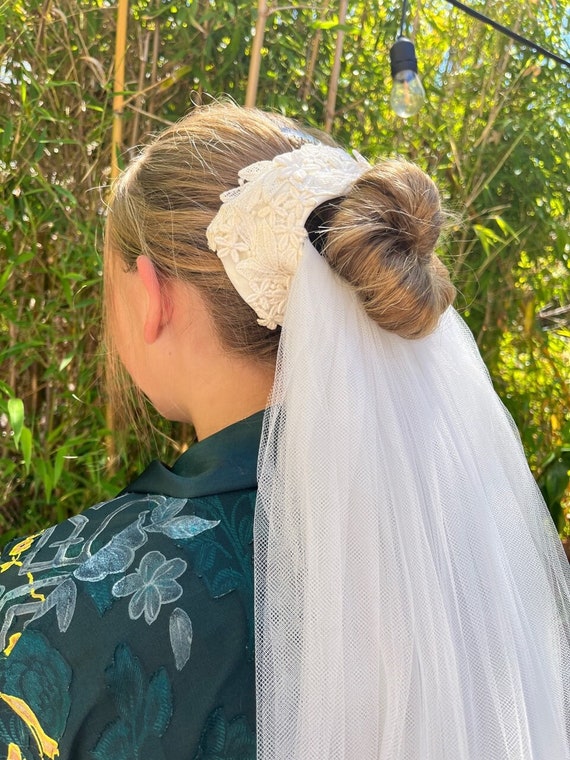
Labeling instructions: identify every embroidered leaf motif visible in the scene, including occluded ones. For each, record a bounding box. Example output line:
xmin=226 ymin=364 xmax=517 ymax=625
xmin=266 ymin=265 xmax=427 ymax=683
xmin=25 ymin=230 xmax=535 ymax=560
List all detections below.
xmin=92 ymin=643 xmax=173 ymax=760
xmin=195 ymin=707 xmax=256 ymax=759
xmin=73 ymin=514 xmax=148 ymax=582
xmin=107 ymin=643 xmax=145 ymax=723
xmin=90 ymin=720 xmax=131 ymax=760
xmin=238 ymin=515 xmax=253 ymax=548
xmin=169 ymin=607 xmax=193 ymax=671
xmin=146 ymin=515 xmax=220 ymax=540
xmin=144 ymin=668 xmax=172 ymax=736
xmin=145 ymin=497 xmax=219 ymax=540
xmin=209 ymin=568 xmax=243 ymax=598
xmin=146 ymin=497 xmax=187 ymax=525
xmin=30 ymin=577 xmax=77 ymax=633
xmin=80 ymin=576 xmax=115 ymax=616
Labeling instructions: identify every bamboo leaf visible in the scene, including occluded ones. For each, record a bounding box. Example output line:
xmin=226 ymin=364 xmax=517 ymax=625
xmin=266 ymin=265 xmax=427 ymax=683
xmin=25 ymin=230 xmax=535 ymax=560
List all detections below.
xmin=7 ymin=398 xmax=24 ymax=447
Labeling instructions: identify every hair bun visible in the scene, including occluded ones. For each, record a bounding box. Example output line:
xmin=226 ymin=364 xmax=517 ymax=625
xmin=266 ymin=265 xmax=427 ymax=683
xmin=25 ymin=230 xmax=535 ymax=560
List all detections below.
xmin=323 ymin=159 xmax=455 ymax=338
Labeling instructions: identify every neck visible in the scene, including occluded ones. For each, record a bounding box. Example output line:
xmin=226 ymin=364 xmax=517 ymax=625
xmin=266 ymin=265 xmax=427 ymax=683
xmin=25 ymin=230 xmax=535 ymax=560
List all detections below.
xmin=189 ymin=357 xmax=274 ymax=440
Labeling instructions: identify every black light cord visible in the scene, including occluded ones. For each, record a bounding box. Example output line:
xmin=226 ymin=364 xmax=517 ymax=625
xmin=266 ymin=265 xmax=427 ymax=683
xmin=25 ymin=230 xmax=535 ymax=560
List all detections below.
xmin=443 ymin=0 xmax=570 ymax=68
xmin=398 ymin=0 xmax=409 ymax=38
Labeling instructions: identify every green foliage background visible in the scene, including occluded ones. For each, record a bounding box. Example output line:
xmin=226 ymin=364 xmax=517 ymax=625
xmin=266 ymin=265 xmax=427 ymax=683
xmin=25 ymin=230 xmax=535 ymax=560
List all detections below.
xmin=1 ymin=0 xmax=569 ymax=542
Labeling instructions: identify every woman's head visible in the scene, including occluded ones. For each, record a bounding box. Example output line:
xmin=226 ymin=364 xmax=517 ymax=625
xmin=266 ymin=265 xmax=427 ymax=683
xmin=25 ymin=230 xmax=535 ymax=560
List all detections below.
xmin=104 ymin=102 xmax=454 ymax=427
xmin=104 ymin=104 xmax=314 ymax=431
xmin=105 ymin=104 xmax=307 ymax=366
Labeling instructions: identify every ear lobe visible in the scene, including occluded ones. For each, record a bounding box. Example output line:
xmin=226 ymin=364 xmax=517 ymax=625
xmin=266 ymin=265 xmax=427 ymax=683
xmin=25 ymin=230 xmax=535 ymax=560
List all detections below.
xmin=136 ymin=255 xmax=173 ymax=343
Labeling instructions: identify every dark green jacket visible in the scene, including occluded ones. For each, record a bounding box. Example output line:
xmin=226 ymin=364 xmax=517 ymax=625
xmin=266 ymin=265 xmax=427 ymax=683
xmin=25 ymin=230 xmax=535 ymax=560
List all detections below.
xmin=0 ymin=413 xmax=262 ymax=759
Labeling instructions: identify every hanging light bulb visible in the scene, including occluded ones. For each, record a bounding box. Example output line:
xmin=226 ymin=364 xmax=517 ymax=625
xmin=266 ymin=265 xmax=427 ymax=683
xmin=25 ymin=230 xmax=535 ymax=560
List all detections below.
xmin=389 ymin=37 xmax=425 ymax=118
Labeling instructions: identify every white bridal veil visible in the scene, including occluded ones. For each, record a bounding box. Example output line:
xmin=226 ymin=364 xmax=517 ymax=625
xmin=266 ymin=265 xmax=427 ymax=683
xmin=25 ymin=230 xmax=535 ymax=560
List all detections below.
xmin=208 ymin=143 xmax=570 ymax=760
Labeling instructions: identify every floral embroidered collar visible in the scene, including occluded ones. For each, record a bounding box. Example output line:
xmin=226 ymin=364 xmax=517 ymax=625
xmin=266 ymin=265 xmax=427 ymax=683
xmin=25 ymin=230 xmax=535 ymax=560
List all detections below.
xmin=125 ymin=411 xmax=264 ymax=499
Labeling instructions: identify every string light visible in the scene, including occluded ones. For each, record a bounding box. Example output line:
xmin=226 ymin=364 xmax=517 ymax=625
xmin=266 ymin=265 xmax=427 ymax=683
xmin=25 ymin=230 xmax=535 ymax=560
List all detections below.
xmin=389 ymin=0 xmax=426 ymax=119
xmin=388 ymin=0 xmax=570 ymax=118
xmin=390 ymin=37 xmax=425 ymax=118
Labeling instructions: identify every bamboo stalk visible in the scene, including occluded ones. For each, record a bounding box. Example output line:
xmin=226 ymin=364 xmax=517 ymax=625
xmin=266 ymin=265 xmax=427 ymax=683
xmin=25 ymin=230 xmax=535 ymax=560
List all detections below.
xmin=300 ymin=0 xmax=331 ymax=104
xmin=301 ymin=29 xmax=322 ymax=103
xmin=324 ymin=0 xmax=348 ymax=133
xmin=107 ymin=0 xmax=130 ymax=470
xmin=245 ymin=0 xmax=269 ymax=107
xmin=147 ymin=6 xmax=161 ymax=133
xmin=111 ymin=0 xmax=129 ymax=180
xmin=130 ymin=30 xmax=151 ymax=147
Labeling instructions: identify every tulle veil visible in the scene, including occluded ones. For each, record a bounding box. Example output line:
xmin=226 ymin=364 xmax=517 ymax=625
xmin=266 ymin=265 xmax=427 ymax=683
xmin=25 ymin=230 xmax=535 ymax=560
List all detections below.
xmin=254 ymin=244 xmax=570 ymax=760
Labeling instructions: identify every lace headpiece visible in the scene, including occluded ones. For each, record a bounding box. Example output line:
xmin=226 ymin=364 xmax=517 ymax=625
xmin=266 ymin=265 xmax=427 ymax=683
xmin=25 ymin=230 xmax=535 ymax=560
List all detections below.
xmin=206 ymin=143 xmax=369 ymax=329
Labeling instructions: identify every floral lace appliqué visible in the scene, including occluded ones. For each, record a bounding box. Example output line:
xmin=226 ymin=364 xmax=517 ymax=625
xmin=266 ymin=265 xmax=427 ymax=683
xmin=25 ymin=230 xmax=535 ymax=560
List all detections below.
xmin=206 ymin=144 xmax=369 ymax=329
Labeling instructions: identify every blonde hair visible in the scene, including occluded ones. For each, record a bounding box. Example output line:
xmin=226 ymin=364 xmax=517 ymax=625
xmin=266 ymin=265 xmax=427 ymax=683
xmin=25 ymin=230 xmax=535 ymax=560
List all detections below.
xmin=104 ymin=103 xmax=454 ymax=427
xmin=322 ymin=160 xmax=455 ymax=338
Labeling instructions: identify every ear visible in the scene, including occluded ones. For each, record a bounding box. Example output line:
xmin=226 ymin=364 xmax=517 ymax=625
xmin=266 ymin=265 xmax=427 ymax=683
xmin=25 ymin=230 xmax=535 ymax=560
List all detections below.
xmin=136 ymin=255 xmax=173 ymax=344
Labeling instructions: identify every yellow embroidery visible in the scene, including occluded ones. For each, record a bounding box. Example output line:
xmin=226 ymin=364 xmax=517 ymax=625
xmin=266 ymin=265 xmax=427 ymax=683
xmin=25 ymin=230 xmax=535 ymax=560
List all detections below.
xmin=10 ymin=535 xmax=39 ymax=555
xmin=0 ymin=693 xmax=59 ymax=758
xmin=0 ymin=559 xmax=22 ymax=574
xmin=3 ymin=633 xmax=21 ymax=657
xmin=7 ymin=743 xmax=23 ymax=760
xmin=26 ymin=573 xmax=45 ymax=603
xmin=0 ymin=534 xmax=41 ymax=574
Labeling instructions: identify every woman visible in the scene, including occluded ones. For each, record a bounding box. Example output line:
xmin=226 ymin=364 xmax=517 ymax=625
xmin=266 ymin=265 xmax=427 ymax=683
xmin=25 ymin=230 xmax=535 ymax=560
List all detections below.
xmin=0 ymin=103 xmax=568 ymax=759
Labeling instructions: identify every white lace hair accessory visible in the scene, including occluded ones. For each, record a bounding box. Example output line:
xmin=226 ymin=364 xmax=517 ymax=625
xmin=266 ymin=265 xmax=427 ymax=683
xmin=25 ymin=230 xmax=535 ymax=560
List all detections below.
xmin=206 ymin=143 xmax=369 ymax=329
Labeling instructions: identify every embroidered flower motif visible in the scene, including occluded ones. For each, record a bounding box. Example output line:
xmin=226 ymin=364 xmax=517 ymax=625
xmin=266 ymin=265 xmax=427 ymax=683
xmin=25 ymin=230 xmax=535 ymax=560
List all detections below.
xmin=207 ymin=143 xmax=370 ymax=329
xmin=111 ymin=551 xmax=186 ymax=625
